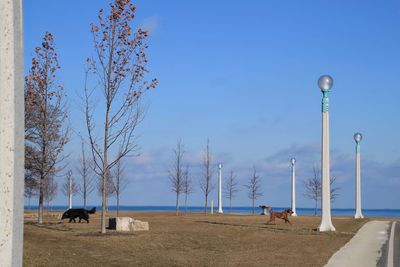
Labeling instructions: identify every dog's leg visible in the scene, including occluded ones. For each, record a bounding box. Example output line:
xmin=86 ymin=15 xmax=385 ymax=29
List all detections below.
xmin=267 ymin=216 xmax=276 ymax=225
xmin=284 ymin=218 xmax=292 ymax=225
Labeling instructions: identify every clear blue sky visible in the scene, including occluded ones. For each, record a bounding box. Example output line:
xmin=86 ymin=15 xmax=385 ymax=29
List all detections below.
xmin=24 ymin=0 xmax=400 ymax=209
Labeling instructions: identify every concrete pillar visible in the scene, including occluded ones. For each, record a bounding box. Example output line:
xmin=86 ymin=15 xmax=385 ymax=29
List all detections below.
xmin=354 ymin=133 xmax=363 ymax=219
xmin=318 ymin=75 xmax=335 ymax=232
xmin=290 ymin=158 xmax=297 ymax=216
xmin=0 ymin=0 xmax=25 ymax=266
xmin=217 ymin=163 xmax=223 ymax=214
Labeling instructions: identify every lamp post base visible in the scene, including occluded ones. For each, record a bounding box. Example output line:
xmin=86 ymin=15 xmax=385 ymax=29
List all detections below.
xmin=291 ymin=212 xmax=298 ymax=217
xmin=318 ymin=222 xmax=336 ymax=232
xmin=354 ymin=213 xmax=364 ymax=219
xmin=217 ymin=210 xmax=223 ymax=214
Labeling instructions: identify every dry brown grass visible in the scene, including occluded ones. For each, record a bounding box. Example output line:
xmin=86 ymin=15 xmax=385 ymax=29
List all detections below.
xmin=24 ymin=211 xmax=369 ymax=267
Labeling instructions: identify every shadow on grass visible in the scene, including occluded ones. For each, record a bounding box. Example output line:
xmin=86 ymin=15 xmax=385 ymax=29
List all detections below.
xmin=192 ymin=220 xmax=344 ymax=236
xmin=25 ymin=221 xmax=72 ymax=232
xmin=194 ymin=220 xmax=297 ymax=232
xmin=76 ymin=231 xmax=137 ymax=237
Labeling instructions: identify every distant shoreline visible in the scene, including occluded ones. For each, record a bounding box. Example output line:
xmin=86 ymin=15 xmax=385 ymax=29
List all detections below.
xmin=24 ymin=205 xmax=400 ymax=218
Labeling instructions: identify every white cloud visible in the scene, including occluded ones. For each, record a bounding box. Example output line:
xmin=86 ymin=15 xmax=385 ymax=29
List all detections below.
xmin=141 ymin=16 xmax=159 ymax=35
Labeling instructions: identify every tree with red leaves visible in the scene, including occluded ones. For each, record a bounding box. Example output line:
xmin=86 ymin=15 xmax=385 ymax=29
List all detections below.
xmin=84 ymin=0 xmax=157 ymax=233
xmin=25 ymin=32 xmax=69 ymax=224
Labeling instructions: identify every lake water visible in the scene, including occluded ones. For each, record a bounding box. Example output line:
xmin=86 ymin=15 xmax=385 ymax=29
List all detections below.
xmin=25 ymin=205 xmax=400 ymax=218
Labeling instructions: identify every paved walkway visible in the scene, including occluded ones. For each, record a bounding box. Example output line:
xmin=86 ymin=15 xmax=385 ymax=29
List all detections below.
xmin=394 ymin=222 xmax=400 ymax=266
xmin=325 ymin=220 xmax=398 ymax=267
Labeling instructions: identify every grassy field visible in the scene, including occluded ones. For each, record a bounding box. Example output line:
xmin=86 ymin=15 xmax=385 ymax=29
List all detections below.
xmin=24 ymin=211 xmax=369 ymax=266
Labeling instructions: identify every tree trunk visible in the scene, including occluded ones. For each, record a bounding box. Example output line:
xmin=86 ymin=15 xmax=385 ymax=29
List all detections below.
xmin=252 ymin=198 xmax=255 ymax=214
xmin=185 ymin=193 xmax=188 ymax=214
xmin=117 ymin=193 xmax=120 ymax=217
xmin=38 ymin=175 xmax=44 ymax=224
xmin=83 ymin=191 xmax=86 ymax=210
xmin=230 ymin=197 xmax=232 ymax=213
xmin=204 ymin=196 xmax=208 ymax=215
xmin=175 ymin=191 xmax=179 ymax=216
xmin=101 ymin=168 xmax=107 ymax=233
xmin=314 ymin=198 xmax=317 ymax=216
xmin=101 ymin=94 xmax=111 ymax=233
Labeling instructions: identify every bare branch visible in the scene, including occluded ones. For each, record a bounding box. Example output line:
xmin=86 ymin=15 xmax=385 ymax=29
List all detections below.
xmin=244 ymin=166 xmax=263 ymax=214
xmin=199 ymin=138 xmax=214 ymax=214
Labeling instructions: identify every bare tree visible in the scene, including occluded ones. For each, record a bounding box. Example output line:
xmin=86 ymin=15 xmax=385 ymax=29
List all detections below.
xmin=77 ymin=139 xmax=94 ymax=209
xmin=25 ymin=32 xmax=69 ymax=223
xmin=169 ymin=140 xmax=185 ymax=215
xmin=244 ymin=167 xmax=263 ymax=214
xmin=84 ymin=0 xmax=158 ymax=234
xmin=182 ymin=165 xmax=193 ymax=214
xmin=43 ymin=175 xmax=58 ymax=211
xmin=62 ymin=170 xmax=78 ymax=209
xmin=24 ymin=176 xmax=37 ymax=210
xmin=329 ymin=176 xmax=340 ymax=202
xmin=25 ymin=143 xmax=39 ymax=209
xmin=224 ymin=170 xmax=239 ymax=213
xmin=112 ymin=158 xmax=129 ymax=216
xmin=200 ymin=139 xmax=214 ymax=214
xmin=96 ymin=169 xmax=115 ymax=206
xmin=303 ymin=167 xmax=340 ymax=215
xmin=303 ymin=167 xmax=321 ymax=215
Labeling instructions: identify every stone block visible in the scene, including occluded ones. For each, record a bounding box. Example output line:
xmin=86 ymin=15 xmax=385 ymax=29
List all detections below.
xmin=108 ymin=217 xmax=149 ymax=231
xmin=108 ymin=217 xmax=133 ymax=231
xmin=131 ymin=220 xmax=149 ymax=231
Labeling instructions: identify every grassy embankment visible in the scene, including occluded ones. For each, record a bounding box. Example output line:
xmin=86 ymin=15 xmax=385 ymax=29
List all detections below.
xmin=24 ymin=211 xmax=370 ymax=266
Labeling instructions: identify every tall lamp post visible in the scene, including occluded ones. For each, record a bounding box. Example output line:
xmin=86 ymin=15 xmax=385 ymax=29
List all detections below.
xmin=217 ymin=163 xmax=223 ymax=214
xmin=290 ymin=158 xmax=297 ymax=216
xmin=354 ymin=132 xmax=364 ymax=219
xmin=318 ymin=75 xmax=336 ymax=232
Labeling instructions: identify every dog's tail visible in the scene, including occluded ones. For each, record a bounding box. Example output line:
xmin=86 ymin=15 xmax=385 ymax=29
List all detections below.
xmin=87 ymin=207 xmax=96 ymax=214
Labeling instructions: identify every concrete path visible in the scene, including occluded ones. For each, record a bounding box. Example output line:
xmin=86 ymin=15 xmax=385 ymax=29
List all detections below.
xmin=325 ymin=221 xmax=394 ymax=267
xmin=394 ymin=222 xmax=400 ymax=267
xmin=384 ymin=221 xmax=400 ymax=267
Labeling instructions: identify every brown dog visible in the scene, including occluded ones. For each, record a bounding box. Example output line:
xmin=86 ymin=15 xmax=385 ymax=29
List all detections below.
xmin=266 ymin=208 xmax=294 ymax=225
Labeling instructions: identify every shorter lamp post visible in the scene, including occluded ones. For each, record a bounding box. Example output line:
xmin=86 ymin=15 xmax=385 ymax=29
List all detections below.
xmin=290 ymin=158 xmax=297 ymax=216
xmin=217 ymin=163 xmax=223 ymax=214
xmin=354 ymin=132 xmax=364 ymax=219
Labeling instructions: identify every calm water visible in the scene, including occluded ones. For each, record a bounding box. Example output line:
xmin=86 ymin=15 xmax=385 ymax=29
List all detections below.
xmin=25 ymin=205 xmax=400 ymax=218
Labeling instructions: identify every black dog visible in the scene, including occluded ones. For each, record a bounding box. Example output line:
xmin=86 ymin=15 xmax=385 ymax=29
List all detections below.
xmin=61 ymin=207 xmax=96 ymax=223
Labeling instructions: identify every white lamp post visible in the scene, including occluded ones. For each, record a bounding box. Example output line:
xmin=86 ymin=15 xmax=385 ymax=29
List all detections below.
xmin=290 ymin=158 xmax=297 ymax=216
xmin=354 ymin=132 xmax=364 ymax=219
xmin=317 ymin=75 xmax=336 ymax=232
xmin=217 ymin=163 xmax=223 ymax=214
xmin=68 ymin=176 xmax=73 ymax=209
xmin=0 ymin=0 xmax=24 ymax=265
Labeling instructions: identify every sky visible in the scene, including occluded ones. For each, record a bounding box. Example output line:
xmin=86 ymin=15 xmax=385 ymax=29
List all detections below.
xmin=23 ymin=0 xmax=400 ymax=209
